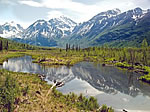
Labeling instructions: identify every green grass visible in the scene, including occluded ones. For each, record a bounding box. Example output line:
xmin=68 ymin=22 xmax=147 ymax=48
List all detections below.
xmin=1 ymin=69 xmax=114 ymax=111
xmin=0 ymin=51 xmax=25 ymax=65
xmin=139 ymin=66 xmax=150 ymax=83
xmin=115 ymin=62 xmax=132 ymax=68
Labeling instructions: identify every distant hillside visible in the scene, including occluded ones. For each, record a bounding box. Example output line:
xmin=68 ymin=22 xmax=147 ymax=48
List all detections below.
xmin=0 ymin=37 xmax=44 ymax=50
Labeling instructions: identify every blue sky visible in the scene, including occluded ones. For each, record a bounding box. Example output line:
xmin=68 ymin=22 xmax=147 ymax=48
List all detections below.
xmin=1 ymin=0 xmax=150 ymax=28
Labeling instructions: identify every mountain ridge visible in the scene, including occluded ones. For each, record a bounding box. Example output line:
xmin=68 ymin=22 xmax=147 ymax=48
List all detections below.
xmin=66 ymin=7 xmax=150 ymax=47
xmin=1 ymin=7 xmax=150 ymax=48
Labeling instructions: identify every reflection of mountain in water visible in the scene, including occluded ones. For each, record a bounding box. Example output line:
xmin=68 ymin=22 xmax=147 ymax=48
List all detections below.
xmin=72 ymin=62 xmax=150 ymax=97
xmin=45 ymin=66 xmax=75 ymax=83
xmin=3 ymin=56 xmax=43 ymax=74
xmin=3 ymin=56 xmax=150 ymax=98
xmin=3 ymin=56 xmax=75 ymax=83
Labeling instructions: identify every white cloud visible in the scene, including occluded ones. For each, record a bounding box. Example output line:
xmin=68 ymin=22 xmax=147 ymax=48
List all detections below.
xmin=19 ymin=0 xmax=42 ymax=7
xmin=18 ymin=0 xmax=102 ymax=22
xmin=42 ymin=0 xmax=98 ymax=13
xmin=17 ymin=0 xmax=150 ymax=23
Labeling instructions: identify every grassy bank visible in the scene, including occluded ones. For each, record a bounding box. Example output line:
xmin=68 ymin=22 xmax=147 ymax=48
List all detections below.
xmin=0 ymin=51 xmax=25 ymax=65
xmin=138 ymin=66 xmax=150 ymax=83
xmin=0 ymin=69 xmax=114 ymax=112
xmin=24 ymin=49 xmax=84 ymax=66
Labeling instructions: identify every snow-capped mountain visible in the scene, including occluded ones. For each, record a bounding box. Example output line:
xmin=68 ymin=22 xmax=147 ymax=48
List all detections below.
xmin=68 ymin=7 xmax=150 ymax=47
xmin=23 ymin=16 xmax=77 ymax=40
xmin=71 ymin=8 xmax=149 ymax=38
xmin=72 ymin=8 xmax=121 ymax=37
xmin=19 ymin=16 xmax=77 ymax=46
xmin=49 ymin=16 xmax=77 ymax=37
xmin=1 ymin=7 xmax=150 ymax=47
xmin=0 ymin=21 xmax=24 ymax=38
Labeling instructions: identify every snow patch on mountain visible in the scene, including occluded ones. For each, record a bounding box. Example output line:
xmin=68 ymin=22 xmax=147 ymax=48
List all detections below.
xmin=22 ymin=16 xmax=77 ymax=40
xmin=131 ymin=7 xmax=147 ymax=21
xmin=0 ymin=21 xmax=24 ymax=38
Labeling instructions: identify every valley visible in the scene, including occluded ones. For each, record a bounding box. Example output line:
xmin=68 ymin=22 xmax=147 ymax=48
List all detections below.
xmin=0 ymin=4 xmax=150 ymax=112
xmin=0 ymin=43 xmax=150 ymax=111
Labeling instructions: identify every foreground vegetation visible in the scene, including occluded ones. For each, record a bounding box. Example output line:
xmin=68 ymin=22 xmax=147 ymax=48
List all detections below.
xmin=0 ymin=69 xmax=114 ymax=112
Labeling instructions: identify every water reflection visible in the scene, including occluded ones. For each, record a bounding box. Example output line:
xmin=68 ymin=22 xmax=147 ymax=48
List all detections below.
xmin=2 ymin=56 xmax=150 ymax=111
xmin=2 ymin=56 xmax=150 ymax=97
xmin=3 ymin=56 xmax=75 ymax=83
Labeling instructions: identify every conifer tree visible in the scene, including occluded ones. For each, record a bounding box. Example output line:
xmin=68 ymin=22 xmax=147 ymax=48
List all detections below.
xmin=0 ymin=40 xmax=2 ymax=51
xmin=142 ymin=38 xmax=148 ymax=48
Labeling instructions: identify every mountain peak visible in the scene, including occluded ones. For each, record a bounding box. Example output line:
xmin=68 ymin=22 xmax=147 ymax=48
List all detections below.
xmin=113 ymin=8 xmax=121 ymax=14
xmin=51 ymin=15 xmax=77 ymax=25
xmin=0 ymin=21 xmax=24 ymax=38
xmin=128 ymin=7 xmax=144 ymax=14
xmin=91 ymin=8 xmax=121 ymax=22
xmin=32 ymin=19 xmax=48 ymax=27
xmin=59 ymin=15 xmax=69 ymax=19
xmin=4 ymin=21 xmax=16 ymax=26
xmin=106 ymin=8 xmax=121 ymax=16
xmin=49 ymin=16 xmax=77 ymax=30
xmin=99 ymin=8 xmax=121 ymax=16
xmin=134 ymin=7 xmax=142 ymax=12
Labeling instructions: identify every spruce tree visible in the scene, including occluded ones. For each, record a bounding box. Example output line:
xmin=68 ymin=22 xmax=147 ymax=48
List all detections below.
xmin=0 ymin=40 xmax=2 ymax=51
xmin=142 ymin=38 xmax=148 ymax=48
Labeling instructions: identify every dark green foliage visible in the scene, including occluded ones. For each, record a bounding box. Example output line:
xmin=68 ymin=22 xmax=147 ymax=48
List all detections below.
xmin=3 ymin=40 xmax=9 ymax=50
xmin=142 ymin=38 xmax=148 ymax=48
xmin=72 ymin=44 xmax=75 ymax=50
xmin=52 ymin=88 xmax=99 ymax=111
xmin=100 ymin=104 xmax=114 ymax=112
xmin=0 ymin=37 xmax=51 ymax=51
xmin=66 ymin=43 xmax=68 ymax=51
xmin=22 ymin=85 xmax=29 ymax=96
xmin=0 ymin=40 xmax=2 ymax=51
xmin=0 ymin=73 xmax=20 ymax=112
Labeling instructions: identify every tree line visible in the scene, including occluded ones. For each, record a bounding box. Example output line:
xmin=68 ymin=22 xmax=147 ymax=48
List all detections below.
xmin=66 ymin=43 xmax=80 ymax=51
xmin=0 ymin=37 xmax=48 ymax=51
xmin=0 ymin=40 xmax=8 ymax=51
xmin=64 ymin=39 xmax=150 ymax=66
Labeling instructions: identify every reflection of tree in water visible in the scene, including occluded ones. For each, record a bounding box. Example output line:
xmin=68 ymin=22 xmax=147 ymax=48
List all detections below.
xmin=128 ymin=72 xmax=134 ymax=86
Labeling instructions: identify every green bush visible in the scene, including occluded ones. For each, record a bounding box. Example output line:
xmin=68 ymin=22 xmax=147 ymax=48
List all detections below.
xmin=100 ymin=104 xmax=114 ymax=112
xmin=0 ymin=73 xmax=20 ymax=112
